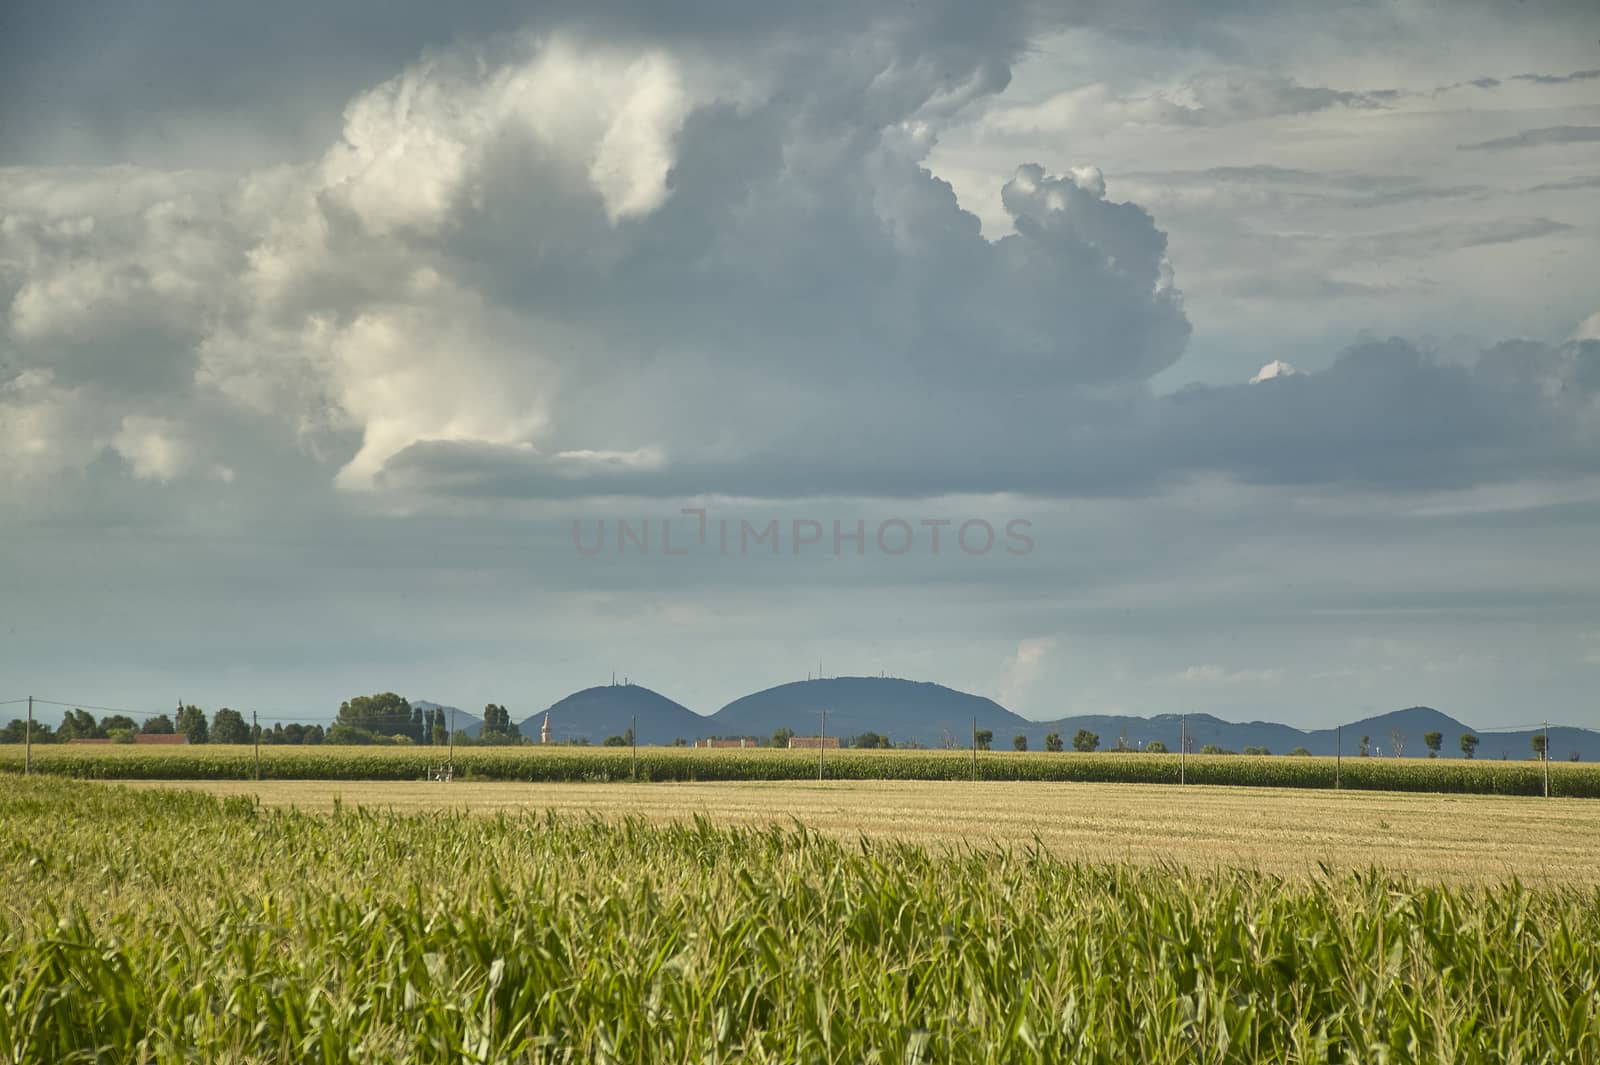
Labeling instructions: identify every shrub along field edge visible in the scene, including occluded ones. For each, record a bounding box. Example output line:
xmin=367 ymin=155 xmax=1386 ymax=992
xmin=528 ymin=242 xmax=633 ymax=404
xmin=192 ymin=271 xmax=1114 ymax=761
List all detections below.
xmin=0 ymin=744 xmax=1594 ymax=796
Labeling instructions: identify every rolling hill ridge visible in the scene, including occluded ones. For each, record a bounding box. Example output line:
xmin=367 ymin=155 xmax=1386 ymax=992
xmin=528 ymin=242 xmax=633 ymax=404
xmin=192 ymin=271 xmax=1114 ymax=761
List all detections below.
xmin=517 ymin=684 xmax=704 ymax=746
xmin=445 ymin=676 xmax=1598 ymax=759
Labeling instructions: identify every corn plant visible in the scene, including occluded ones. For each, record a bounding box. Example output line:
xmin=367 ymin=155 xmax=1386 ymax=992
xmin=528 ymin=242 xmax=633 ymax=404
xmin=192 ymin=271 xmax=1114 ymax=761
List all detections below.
xmin=2 ymin=777 xmax=1599 ymax=1063
xmin=3 ymin=745 xmax=1598 ymax=797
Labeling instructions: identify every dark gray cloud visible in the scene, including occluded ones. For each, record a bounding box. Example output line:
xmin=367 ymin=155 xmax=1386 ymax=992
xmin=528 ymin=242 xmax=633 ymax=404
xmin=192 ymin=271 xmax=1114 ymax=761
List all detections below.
xmin=1341 ymin=218 xmax=1573 ymax=259
xmin=1125 ymin=164 xmax=1489 ymax=209
xmin=1510 ymin=68 xmax=1600 ymax=85
xmin=1527 ymin=174 xmax=1600 ymax=193
xmin=378 ymin=337 xmax=1600 ymax=501
xmin=0 ymin=0 xmax=1043 ymax=165
xmin=1459 ymin=126 xmax=1600 ymax=151
xmin=0 ymin=12 xmax=1190 ymax=501
xmin=984 ymin=73 xmax=1396 ymax=137
xmin=1155 ymin=338 xmax=1600 ymax=490
xmin=1430 ymin=67 xmax=1600 ymax=94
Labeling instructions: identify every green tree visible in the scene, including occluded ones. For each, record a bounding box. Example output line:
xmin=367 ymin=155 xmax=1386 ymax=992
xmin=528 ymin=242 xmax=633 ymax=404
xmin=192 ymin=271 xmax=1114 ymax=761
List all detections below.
xmin=1424 ymin=731 xmax=1443 ymax=758
xmin=1044 ymin=731 xmax=1063 ymax=753
xmin=1146 ymin=740 xmax=1168 ymax=753
xmin=140 ymin=714 xmax=175 ymax=734
xmin=57 ymin=708 xmax=101 ymax=742
xmin=1242 ymin=746 xmax=1270 ymax=756
xmin=603 ymin=734 xmax=628 ymax=746
xmin=1460 ymin=732 xmax=1479 ymax=759
xmin=326 ymin=724 xmax=376 ymax=745
xmin=974 ymin=729 xmax=993 ymax=751
xmin=100 ymin=714 xmax=138 ymax=734
xmin=772 ymin=727 xmax=795 ymax=748
xmin=176 ymin=705 xmax=208 ymax=744
xmin=211 ymin=708 xmax=250 ymax=744
xmin=1359 ymin=735 xmax=1370 ymax=757
xmin=1532 ymin=733 xmax=1548 ymax=760
xmin=481 ymin=704 xmax=516 ymax=741
xmin=336 ymin=693 xmax=413 ymax=738
xmin=107 ymin=728 xmax=136 ymax=744
xmin=0 ymin=719 xmax=55 ymax=743
xmin=1289 ymin=746 xmax=1311 ymax=756
xmin=1012 ymin=734 xmax=1028 ymax=751
xmin=1072 ymin=729 xmax=1099 ymax=753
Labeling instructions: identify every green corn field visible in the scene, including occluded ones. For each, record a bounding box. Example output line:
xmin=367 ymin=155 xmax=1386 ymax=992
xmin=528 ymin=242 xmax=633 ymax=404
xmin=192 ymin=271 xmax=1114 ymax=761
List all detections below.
xmin=2 ymin=776 xmax=1598 ymax=1063
xmin=1 ymin=744 xmax=1595 ymax=796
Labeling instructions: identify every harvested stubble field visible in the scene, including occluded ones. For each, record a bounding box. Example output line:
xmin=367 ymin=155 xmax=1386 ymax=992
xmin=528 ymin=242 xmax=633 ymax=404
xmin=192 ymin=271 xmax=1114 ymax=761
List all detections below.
xmin=129 ymin=777 xmax=1600 ymax=885
xmin=4 ymin=743 xmax=1596 ymax=796
xmin=4 ymin=777 xmax=1600 ymax=1063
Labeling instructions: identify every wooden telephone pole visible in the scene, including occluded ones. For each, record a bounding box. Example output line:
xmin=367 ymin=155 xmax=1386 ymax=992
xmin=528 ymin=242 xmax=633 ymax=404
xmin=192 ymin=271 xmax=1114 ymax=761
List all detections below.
xmin=972 ymin=716 xmax=978 ymax=782
xmin=1179 ymin=714 xmax=1186 ymax=785
xmin=818 ymin=708 xmax=828 ymax=781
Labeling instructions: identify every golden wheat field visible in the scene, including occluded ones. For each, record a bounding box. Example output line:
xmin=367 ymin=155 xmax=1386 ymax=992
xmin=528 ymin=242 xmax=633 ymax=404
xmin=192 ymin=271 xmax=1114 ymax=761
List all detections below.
xmin=122 ymin=777 xmax=1600 ymax=885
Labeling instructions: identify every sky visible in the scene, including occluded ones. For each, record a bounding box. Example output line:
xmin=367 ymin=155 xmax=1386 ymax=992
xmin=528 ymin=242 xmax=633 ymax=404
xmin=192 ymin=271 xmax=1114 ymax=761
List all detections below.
xmin=2 ymin=0 xmax=1598 ymax=729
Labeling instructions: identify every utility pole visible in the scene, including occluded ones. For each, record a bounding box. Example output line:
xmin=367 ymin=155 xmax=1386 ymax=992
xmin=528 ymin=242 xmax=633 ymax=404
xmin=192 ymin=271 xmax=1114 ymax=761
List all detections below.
xmin=1544 ymin=721 xmax=1551 ymax=798
xmin=631 ymin=713 xmax=638 ymax=782
xmin=971 ymin=716 xmax=978 ymax=782
xmin=253 ymin=711 xmax=261 ymax=782
xmin=25 ymin=696 xmax=32 ymax=776
xmin=818 ymin=708 xmax=827 ymax=781
xmin=1179 ymin=713 xmax=1185 ymax=786
xmin=448 ymin=708 xmax=456 ymax=776
xmin=1336 ymin=725 xmax=1341 ymax=790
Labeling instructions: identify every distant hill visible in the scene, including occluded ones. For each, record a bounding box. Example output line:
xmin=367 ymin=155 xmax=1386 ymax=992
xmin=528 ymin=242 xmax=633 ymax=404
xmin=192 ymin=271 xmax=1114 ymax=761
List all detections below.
xmin=1022 ymin=712 xmax=1313 ymax=754
xmin=1004 ymin=706 xmax=1600 ymax=761
xmin=711 ymin=677 xmax=1028 ymax=746
xmin=1299 ymin=707 xmax=1471 ymax=757
xmin=1028 ymin=707 xmax=1479 ymax=756
xmin=412 ymin=701 xmax=482 ymax=738
xmin=693 ymin=683 xmax=1600 ymax=759
xmin=517 ymin=684 xmax=706 ymax=745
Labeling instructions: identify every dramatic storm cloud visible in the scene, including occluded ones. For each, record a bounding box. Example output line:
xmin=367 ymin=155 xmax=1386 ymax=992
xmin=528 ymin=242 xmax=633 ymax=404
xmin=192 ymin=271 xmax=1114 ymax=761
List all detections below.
xmin=2 ymin=0 xmax=1599 ymax=728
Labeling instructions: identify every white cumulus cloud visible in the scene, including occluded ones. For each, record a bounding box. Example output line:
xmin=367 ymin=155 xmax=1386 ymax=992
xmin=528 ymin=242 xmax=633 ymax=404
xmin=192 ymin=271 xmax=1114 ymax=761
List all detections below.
xmin=1250 ymin=360 xmax=1300 ymax=383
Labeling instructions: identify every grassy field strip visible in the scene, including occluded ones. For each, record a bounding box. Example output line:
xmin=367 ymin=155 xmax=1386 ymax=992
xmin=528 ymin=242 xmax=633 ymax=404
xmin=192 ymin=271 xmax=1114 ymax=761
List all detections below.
xmin=8 ymin=743 xmax=1597 ymax=795
xmin=125 ymin=778 xmax=1600 ymax=884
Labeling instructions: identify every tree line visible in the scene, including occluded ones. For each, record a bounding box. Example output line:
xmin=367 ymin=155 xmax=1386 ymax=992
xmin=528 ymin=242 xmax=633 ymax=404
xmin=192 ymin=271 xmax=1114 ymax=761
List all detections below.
xmin=0 ymin=701 xmax=1574 ymax=760
xmin=319 ymin=694 xmax=525 ymax=746
xmin=0 ymin=705 xmax=328 ymax=746
xmin=0 ymin=693 xmax=526 ymax=747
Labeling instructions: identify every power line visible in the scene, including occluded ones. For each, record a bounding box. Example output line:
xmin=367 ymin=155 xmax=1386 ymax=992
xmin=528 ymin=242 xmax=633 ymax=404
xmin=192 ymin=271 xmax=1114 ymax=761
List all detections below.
xmin=31 ymin=698 xmax=170 ymax=716
xmin=15 ymin=697 xmax=332 ymax=726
